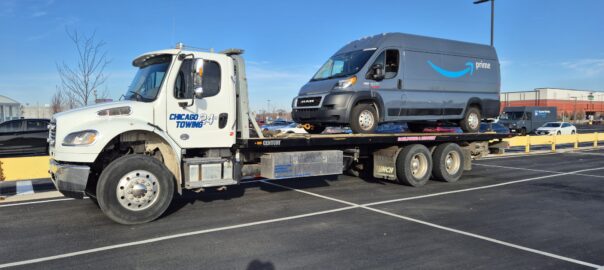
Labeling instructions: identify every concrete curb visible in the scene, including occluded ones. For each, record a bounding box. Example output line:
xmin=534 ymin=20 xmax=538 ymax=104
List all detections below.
xmin=0 ymin=178 xmax=55 ymax=198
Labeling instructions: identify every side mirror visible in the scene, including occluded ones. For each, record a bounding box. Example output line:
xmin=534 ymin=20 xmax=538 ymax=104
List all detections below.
xmin=194 ymin=87 xmax=204 ymax=99
xmin=369 ymin=64 xmax=384 ymax=81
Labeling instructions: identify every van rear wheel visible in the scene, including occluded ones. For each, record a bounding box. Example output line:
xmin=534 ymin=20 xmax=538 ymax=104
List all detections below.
xmin=350 ymin=104 xmax=378 ymax=134
xmin=459 ymin=106 xmax=481 ymax=133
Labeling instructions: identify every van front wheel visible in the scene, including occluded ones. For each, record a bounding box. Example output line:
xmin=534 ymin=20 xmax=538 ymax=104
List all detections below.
xmin=459 ymin=106 xmax=481 ymax=133
xmin=350 ymin=104 xmax=378 ymax=134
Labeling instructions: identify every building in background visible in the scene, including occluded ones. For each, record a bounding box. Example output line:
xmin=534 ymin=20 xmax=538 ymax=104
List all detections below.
xmin=501 ymin=88 xmax=604 ymax=120
xmin=0 ymin=95 xmax=22 ymax=122
xmin=22 ymin=104 xmax=53 ymax=119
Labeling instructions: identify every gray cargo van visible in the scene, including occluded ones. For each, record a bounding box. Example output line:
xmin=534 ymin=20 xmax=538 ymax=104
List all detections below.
xmin=291 ymin=33 xmax=500 ymax=134
xmin=498 ymin=106 xmax=557 ymax=135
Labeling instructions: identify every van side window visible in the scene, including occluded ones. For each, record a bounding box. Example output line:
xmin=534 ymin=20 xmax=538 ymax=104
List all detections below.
xmin=367 ymin=49 xmax=399 ymax=80
xmin=174 ymin=59 xmax=221 ymax=99
xmin=385 ymin=50 xmax=399 ymax=79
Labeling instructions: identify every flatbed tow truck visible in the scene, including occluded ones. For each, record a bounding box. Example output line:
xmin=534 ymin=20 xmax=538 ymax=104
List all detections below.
xmin=49 ymin=44 xmax=510 ymax=224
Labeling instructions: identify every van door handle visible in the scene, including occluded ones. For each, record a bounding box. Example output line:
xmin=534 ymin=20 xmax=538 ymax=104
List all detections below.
xmin=218 ymin=113 xmax=228 ymax=129
xmin=397 ymin=79 xmax=403 ymax=89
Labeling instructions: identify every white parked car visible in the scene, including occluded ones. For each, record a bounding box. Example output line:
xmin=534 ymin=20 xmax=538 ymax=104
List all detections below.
xmin=277 ymin=123 xmax=308 ymax=134
xmin=535 ymin=122 xmax=577 ymax=135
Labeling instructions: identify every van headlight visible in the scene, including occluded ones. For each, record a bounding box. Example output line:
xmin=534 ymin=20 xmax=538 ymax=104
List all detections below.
xmin=333 ymin=75 xmax=357 ymax=90
xmin=62 ymin=130 xmax=98 ymax=146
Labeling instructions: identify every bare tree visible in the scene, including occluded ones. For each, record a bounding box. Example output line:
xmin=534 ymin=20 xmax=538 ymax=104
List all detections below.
xmin=51 ymin=88 xmax=64 ymax=113
xmin=56 ymin=29 xmax=110 ymax=107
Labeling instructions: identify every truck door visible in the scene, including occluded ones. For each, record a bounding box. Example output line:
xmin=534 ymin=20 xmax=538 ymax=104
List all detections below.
xmin=366 ymin=48 xmax=403 ymax=120
xmin=166 ymin=56 xmax=236 ymax=149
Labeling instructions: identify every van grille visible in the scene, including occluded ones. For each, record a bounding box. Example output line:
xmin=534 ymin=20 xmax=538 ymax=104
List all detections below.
xmin=296 ymin=96 xmax=322 ymax=107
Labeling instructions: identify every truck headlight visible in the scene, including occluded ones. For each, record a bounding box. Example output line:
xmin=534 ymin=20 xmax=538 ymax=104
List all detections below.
xmin=333 ymin=76 xmax=357 ymax=90
xmin=62 ymin=130 xmax=98 ymax=146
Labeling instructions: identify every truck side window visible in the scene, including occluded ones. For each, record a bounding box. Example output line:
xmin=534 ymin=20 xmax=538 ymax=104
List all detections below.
xmin=201 ymin=61 xmax=221 ymax=97
xmin=173 ymin=59 xmax=221 ymax=99
xmin=367 ymin=49 xmax=399 ymax=80
xmin=174 ymin=59 xmax=193 ymax=99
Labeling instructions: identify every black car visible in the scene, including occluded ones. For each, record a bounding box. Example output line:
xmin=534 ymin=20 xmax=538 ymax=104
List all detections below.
xmin=0 ymin=118 xmax=50 ymax=156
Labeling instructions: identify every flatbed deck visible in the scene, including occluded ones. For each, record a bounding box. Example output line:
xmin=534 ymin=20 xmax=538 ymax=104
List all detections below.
xmin=237 ymin=132 xmax=512 ymax=150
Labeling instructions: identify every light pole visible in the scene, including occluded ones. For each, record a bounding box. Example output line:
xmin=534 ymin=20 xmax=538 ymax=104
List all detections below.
xmin=474 ymin=0 xmax=495 ymax=46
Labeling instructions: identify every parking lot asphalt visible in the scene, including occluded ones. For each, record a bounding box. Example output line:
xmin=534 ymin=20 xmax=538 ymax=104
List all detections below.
xmin=1 ymin=148 xmax=603 ymax=269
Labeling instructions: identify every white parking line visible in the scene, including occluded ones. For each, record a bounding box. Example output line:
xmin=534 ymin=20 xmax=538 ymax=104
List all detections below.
xmin=474 ymin=163 xmax=604 ymax=179
xmin=0 ymin=205 xmax=357 ymax=269
xmin=0 ymin=198 xmax=81 ymax=208
xmin=364 ymin=167 xmax=604 ymax=207
xmin=261 ymin=180 xmax=602 ymax=269
xmin=15 ymin=181 xmax=34 ymax=195
xmin=566 ymin=151 xmax=604 ymax=157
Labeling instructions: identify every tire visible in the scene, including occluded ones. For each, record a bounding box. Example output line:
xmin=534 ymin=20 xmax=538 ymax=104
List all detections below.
xmin=571 ymin=130 xmax=576 ymax=135
xmin=459 ymin=106 xmax=481 ymax=133
xmin=350 ymin=103 xmax=378 ymax=134
xmin=97 ymin=154 xmax=175 ymax=225
xmin=557 ymin=131 xmax=561 ymax=135
xmin=395 ymin=144 xmax=433 ymax=187
xmin=432 ymin=143 xmax=464 ymax=182
xmin=303 ymin=124 xmax=325 ymax=134
xmin=520 ymin=128 xmax=527 ymax=136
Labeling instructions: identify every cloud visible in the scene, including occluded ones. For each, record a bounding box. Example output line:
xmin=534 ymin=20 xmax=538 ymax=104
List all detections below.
xmin=31 ymin=11 xmax=47 ymax=18
xmin=561 ymin=58 xmax=604 ymax=77
xmin=26 ymin=16 xmax=79 ymax=41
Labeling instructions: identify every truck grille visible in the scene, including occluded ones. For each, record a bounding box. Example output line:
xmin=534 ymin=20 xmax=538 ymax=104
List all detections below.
xmin=48 ymin=119 xmax=56 ymax=146
xmin=296 ymin=96 xmax=322 ymax=107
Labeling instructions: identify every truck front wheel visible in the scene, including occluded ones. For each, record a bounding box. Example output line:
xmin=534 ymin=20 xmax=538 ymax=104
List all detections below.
xmin=97 ymin=154 xmax=175 ymax=225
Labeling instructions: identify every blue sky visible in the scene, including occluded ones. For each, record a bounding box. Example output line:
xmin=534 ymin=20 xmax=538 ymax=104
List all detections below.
xmin=0 ymin=0 xmax=603 ymax=111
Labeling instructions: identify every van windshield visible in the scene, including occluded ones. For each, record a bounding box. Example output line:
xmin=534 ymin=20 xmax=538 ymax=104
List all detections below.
xmin=500 ymin=111 xmax=525 ymax=120
xmin=311 ymin=50 xmax=375 ymax=81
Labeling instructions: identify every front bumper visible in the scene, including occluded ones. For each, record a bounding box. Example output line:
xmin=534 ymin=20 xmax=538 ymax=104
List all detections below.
xmin=49 ymin=159 xmax=90 ymax=199
xmin=291 ymin=92 xmax=353 ymax=124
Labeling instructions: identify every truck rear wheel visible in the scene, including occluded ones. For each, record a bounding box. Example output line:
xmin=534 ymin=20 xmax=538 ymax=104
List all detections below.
xmin=395 ymin=144 xmax=433 ymax=187
xmin=459 ymin=106 xmax=481 ymax=133
xmin=350 ymin=103 xmax=378 ymax=134
xmin=97 ymin=154 xmax=174 ymax=225
xmin=432 ymin=143 xmax=464 ymax=182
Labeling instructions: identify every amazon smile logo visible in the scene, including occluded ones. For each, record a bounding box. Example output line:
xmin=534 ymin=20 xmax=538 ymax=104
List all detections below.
xmin=427 ymin=60 xmax=491 ymax=78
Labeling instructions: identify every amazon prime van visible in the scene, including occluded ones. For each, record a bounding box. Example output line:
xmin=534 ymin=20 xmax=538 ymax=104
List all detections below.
xmin=291 ymin=33 xmax=500 ymax=134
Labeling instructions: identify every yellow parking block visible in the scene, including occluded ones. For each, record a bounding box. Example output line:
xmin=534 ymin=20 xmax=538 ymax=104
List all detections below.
xmin=0 ymin=156 xmax=50 ymax=181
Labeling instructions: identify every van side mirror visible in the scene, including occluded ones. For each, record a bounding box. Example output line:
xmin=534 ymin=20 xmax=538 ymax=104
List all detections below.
xmin=368 ymin=64 xmax=384 ymax=81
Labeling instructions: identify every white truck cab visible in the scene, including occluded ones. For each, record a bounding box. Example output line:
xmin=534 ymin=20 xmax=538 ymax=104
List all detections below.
xmin=49 ymin=44 xmax=509 ymax=225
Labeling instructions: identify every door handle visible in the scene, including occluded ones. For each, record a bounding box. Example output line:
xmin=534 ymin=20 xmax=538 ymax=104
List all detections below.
xmin=218 ymin=113 xmax=228 ymax=129
xmin=397 ymin=79 xmax=403 ymax=90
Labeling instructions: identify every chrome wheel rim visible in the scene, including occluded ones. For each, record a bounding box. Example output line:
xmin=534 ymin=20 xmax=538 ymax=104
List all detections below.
xmin=358 ymin=110 xmax=375 ymax=130
xmin=410 ymin=153 xmax=429 ymax=178
xmin=468 ymin=112 xmax=479 ymax=130
xmin=444 ymin=151 xmax=461 ymax=175
xmin=116 ymin=170 xmax=160 ymax=211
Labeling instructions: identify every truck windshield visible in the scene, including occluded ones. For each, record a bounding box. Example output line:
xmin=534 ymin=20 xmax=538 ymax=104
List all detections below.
xmin=500 ymin=111 xmax=525 ymax=120
xmin=124 ymin=55 xmax=172 ymax=102
xmin=311 ymin=49 xmax=375 ymax=81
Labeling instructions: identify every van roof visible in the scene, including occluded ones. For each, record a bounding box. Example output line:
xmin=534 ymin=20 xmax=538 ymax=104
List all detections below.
xmin=336 ymin=33 xmax=498 ymax=60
